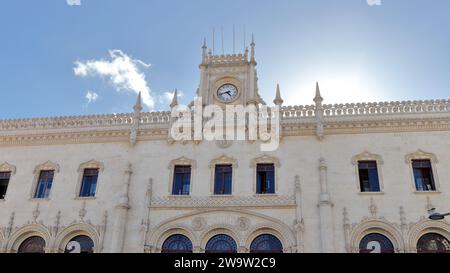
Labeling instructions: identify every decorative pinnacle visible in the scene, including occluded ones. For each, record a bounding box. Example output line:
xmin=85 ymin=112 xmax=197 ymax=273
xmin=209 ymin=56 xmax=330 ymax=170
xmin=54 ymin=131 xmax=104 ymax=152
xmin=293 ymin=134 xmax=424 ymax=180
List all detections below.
xmin=273 ymin=84 xmax=284 ymax=106
xmin=250 ymin=33 xmax=256 ymax=64
xmin=314 ymin=82 xmax=323 ymax=104
xmin=133 ymin=92 xmax=143 ymax=112
xmin=170 ymin=89 xmax=178 ymax=108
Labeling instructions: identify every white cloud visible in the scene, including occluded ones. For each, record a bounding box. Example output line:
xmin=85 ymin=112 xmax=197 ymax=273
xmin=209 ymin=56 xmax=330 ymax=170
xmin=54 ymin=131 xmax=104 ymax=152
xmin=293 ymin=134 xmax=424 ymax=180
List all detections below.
xmin=67 ymin=0 xmax=81 ymax=6
xmin=367 ymin=0 xmax=382 ymax=6
xmin=74 ymin=50 xmax=154 ymax=108
xmin=85 ymin=90 xmax=99 ymax=104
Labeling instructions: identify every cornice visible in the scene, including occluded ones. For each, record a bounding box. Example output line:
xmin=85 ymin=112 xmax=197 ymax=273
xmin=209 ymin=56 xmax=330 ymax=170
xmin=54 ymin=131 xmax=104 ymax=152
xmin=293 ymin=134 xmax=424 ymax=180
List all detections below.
xmin=0 ymin=100 xmax=449 ymax=147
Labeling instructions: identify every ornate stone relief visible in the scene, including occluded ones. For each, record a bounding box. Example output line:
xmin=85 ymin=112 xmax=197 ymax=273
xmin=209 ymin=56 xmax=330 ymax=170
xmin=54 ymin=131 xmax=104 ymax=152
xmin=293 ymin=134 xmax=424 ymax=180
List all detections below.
xmin=209 ymin=154 xmax=238 ymax=169
xmin=405 ymin=149 xmax=438 ymax=164
xmin=250 ymin=154 xmax=281 ymax=168
xmin=192 ymin=217 xmax=206 ymax=231
xmin=351 ymin=151 xmax=384 ymax=165
xmin=34 ymin=160 xmax=60 ymax=173
xmin=150 ymin=195 xmax=296 ymax=209
xmin=236 ymin=217 xmax=250 ymax=231
xmin=0 ymin=162 xmax=16 ymax=174
xmin=78 ymin=159 xmax=104 ymax=172
xmin=168 ymin=156 xmax=197 ymax=169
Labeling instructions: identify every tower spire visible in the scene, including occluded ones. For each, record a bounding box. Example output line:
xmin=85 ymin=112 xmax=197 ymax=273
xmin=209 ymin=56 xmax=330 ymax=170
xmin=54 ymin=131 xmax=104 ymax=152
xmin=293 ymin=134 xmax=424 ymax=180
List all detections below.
xmin=273 ymin=84 xmax=284 ymax=106
xmin=170 ymin=89 xmax=179 ymax=108
xmin=250 ymin=33 xmax=256 ymax=64
xmin=201 ymin=37 xmax=207 ymax=64
xmin=133 ymin=91 xmax=143 ymax=113
xmin=314 ymin=82 xmax=323 ymax=105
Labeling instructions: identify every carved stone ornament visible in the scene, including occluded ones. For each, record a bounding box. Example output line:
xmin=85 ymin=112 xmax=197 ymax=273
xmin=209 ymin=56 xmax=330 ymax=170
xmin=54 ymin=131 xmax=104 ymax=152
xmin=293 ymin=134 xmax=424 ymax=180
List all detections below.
xmin=34 ymin=160 xmax=60 ymax=174
xmin=0 ymin=162 xmax=16 ymax=174
xmin=192 ymin=217 xmax=206 ymax=231
xmin=216 ymin=139 xmax=233 ymax=149
xmin=236 ymin=217 xmax=250 ymax=231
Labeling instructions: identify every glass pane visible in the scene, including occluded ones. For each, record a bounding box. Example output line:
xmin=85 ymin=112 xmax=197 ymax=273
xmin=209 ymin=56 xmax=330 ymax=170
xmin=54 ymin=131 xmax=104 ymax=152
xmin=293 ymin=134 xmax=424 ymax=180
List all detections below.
xmin=250 ymin=234 xmax=283 ymax=253
xmin=162 ymin=234 xmax=193 ymax=253
xmin=64 ymin=235 xmax=95 ymax=253
xmin=205 ymin=234 xmax=237 ymax=253
xmin=35 ymin=170 xmax=54 ymax=198
xmin=18 ymin=236 xmax=46 ymax=253
xmin=359 ymin=233 xmax=394 ymax=253
xmin=417 ymin=233 xmax=450 ymax=253
xmin=80 ymin=170 xmax=99 ymax=197
xmin=214 ymin=165 xmax=232 ymax=195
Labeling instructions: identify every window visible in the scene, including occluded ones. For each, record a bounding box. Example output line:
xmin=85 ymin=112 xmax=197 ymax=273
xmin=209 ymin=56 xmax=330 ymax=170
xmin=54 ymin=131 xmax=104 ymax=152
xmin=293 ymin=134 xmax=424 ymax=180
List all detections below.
xmin=250 ymin=234 xmax=283 ymax=253
xmin=358 ymin=161 xmax=380 ymax=192
xmin=417 ymin=233 xmax=450 ymax=253
xmin=172 ymin=165 xmax=191 ymax=195
xmin=412 ymin=160 xmax=436 ymax=191
xmin=18 ymin=236 xmax=46 ymax=253
xmin=359 ymin=233 xmax=395 ymax=253
xmin=162 ymin=234 xmax=193 ymax=253
xmin=0 ymin=172 xmax=11 ymax=199
xmin=256 ymin=164 xmax=275 ymax=194
xmin=64 ymin=235 xmax=95 ymax=253
xmin=214 ymin=165 xmax=232 ymax=195
xmin=79 ymin=169 xmax=99 ymax=197
xmin=205 ymin=234 xmax=237 ymax=253
xmin=34 ymin=170 xmax=54 ymax=199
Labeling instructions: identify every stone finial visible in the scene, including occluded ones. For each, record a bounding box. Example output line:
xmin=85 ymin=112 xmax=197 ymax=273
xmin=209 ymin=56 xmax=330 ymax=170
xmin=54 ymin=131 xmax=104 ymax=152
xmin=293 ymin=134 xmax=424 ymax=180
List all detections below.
xmin=201 ymin=38 xmax=207 ymax=64
xmin=79 ymin=201 xmax=87 ymax=222
xmin=133 ymin=92 xmax=143 ymax=113
xmin=273 ymin=84 xmax=284 ymax=106
xmin=369 ymin=198 xmax=378 ymax=217
xmin=170 ymin=89 xmax=179 ymax=108
xmin=343 ymin=207 xmax=350 ymax=227
xmin=295 ymin=175 xmax=301 ymax=191
xmin=32 ymin=203 xmax=40 ymax=223
xmin=250 ymin=33 xmax=256 ymax=64
xmin=314 ymin=82 xmax=323 ymax=105
xmin=399 ymin=206 xmax=407 ymax=227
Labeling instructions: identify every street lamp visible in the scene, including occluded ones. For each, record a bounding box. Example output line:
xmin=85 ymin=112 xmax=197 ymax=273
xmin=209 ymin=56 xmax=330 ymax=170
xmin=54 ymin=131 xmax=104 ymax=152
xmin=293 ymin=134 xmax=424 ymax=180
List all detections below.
xmin=428 ymin=208 xmax=450 ymax=220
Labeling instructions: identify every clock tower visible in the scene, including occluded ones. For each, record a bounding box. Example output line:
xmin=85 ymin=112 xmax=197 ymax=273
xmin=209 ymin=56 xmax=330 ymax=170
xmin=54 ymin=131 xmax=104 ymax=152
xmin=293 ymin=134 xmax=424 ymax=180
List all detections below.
xmin=196 ymin=35 xmax=265 ymax=107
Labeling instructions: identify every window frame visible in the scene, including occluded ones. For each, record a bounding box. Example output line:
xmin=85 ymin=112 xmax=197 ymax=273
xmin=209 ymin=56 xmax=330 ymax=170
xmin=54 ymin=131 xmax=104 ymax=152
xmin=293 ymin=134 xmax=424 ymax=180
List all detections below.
xmin=251 ymin=154 xmax=280 ymax=195
xmin=30 ymin=161 xmax=60 ymax=200
xmin=168 ymin=157 xmax=196 ymax=196
xmin=351 ymin=151 xmax=384 ymax=194
xmin=0 ymin=162 xmax=16 ymax=201
xmin=75 ymin=160 xmax=104 ymax=199
xmin=209 ymin=155 xmax=237 ymax=196
xmin=405 ymin=150 xmax=440 ymax=193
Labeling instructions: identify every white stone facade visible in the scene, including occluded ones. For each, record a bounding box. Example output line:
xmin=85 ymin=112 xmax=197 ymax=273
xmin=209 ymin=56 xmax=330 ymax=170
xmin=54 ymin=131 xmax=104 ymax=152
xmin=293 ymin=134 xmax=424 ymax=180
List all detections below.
xmin=1 ymin=41 xmax=450 ymax=253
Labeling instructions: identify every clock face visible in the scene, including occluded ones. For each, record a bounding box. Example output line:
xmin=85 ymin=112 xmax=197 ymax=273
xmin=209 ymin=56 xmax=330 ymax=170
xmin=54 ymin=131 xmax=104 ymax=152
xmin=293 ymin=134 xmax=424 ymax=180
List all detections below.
xmin=217 ymin=84 xmax=238 ymax=102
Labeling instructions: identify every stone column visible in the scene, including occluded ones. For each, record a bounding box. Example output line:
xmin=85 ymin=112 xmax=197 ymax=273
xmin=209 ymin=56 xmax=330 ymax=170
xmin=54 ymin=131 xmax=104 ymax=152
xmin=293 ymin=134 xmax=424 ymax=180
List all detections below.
xmin=294 ymin=175 xmax=304 ymax=253
xmin=110 ymin=163 xmax=132 ymax=253
xmin=318 ymin=158 xmax=335 ymax=253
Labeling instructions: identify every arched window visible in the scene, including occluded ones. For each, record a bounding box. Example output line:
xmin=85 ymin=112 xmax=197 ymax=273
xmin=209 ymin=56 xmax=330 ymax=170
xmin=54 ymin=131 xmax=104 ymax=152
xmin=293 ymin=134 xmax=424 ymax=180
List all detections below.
xmin=205 ymin=234 xmax=237 ymax=253
xmin=359 ymin=233 xmax=394 ymax=253
xmin=417 ymin=233 xmax=450 ymax=253
xmin=162 ymin=234 xmax=193 ymax=253
xmin=64 ymin=235 xmax=95 ymax=253
xmin=250 ymin=234 xmax=283 ymax=253
xmin=18 ymin=236 xmax=46 ymax=253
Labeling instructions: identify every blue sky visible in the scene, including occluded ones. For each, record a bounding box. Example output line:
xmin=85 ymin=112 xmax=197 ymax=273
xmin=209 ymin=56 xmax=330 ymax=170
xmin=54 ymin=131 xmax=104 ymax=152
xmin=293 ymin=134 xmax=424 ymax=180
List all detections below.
xmin=1 ymin=0 xmax=449 ymax=118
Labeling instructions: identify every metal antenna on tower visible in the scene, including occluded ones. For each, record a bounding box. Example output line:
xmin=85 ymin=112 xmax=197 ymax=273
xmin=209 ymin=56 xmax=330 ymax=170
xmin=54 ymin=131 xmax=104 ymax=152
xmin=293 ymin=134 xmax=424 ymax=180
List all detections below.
xmin=233 ymin=24 xmax=235 ymax=54
xmin=221 ymin=26 xmax=224 ymax=55
xmin=243 ymin=25 xmax=246 ymax=52
xmin=212 ymin=28 xmax=215 ymax=55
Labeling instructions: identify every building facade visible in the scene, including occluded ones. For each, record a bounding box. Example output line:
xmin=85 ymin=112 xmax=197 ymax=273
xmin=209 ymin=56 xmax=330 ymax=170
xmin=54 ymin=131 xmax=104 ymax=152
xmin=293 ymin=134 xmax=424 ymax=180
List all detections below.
xmin=1 ymin=40 xmax=450 ymax=253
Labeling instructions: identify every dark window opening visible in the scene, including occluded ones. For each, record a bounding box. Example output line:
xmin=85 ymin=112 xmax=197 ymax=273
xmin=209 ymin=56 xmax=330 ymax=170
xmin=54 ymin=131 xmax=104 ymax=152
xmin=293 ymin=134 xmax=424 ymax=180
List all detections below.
xmin=34 ymin=170 xmax=54 ymax=199
xmin=80 ymin=169 xmax=99 ymax=197
xmin=0 ymin=172 xmax=11 ymax=199
xmin=172 ymin=165 xmax=191 ymax=195
xmin=257 ymin=164 xmax=275 ymax=194
xmin=412 ymin=160 xmax=436 ymax=191
xmin=358 ymin=161 xmax=380 ymax=192
xmin=214 ymin=165 xmax=232 ymax=195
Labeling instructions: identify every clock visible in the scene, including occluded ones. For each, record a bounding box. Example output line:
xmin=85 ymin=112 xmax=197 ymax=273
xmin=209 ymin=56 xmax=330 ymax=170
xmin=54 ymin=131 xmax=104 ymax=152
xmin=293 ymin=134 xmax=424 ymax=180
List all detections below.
xmin=217 ymin=84 xmax=238 ymax=103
